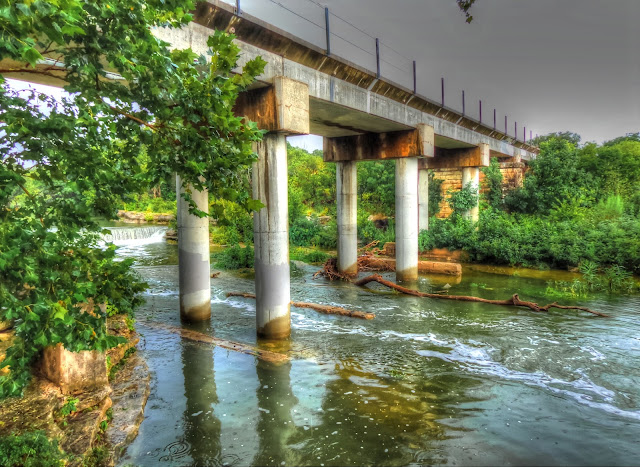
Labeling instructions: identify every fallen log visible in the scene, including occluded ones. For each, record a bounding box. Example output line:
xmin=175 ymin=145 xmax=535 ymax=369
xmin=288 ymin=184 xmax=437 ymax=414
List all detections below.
xmin=354 ymin=274 xmax=609 ymax=318
xmin=226 ymin=292 xmax=375 ymax=320
xmin=360 ymin=255 xmax=462 ymax=276
xmin=139 ymin=321 xmax=289 ymax=364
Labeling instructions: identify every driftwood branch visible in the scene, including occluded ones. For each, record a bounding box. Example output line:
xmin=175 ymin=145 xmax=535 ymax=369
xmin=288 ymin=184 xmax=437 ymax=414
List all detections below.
xmin=140 ymin=321 xmax=289 ymax=363
xmin=354 ymin=274 xmax=608 ymax=317
xmin=226 ymin=292 xmax=375 ymax=320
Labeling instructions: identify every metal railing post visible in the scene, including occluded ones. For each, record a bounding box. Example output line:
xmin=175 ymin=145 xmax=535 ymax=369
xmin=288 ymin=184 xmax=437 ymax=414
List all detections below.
xmin=412 ymin=61 xmax=416 ymax=94
xmin=462 ymin=90 xmax=465 ymax=116
xmin=325 ymin=7 xmax=331 ymax=56
xmin=375 ymin=38 xmax=380 ymax=78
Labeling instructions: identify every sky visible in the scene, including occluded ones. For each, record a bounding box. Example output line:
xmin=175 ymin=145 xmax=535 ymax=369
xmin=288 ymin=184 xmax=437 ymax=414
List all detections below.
xmin=238 ymin=0 xmax=640 ymax=151
xmin=7 ymin=1 xmax=639 ymax=152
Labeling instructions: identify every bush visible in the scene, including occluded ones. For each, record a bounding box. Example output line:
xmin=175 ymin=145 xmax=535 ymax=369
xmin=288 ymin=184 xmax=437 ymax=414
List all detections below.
xmin=289 ymin=217 xmax=337 ymax=249
xmin=482 ymin=157 xmax=503 ymax=209
xmin=0 ymin=431 xmax=66 ymax=467
xmin=213 ymin=245 xmax=254 ymax=270
xmin=448 ymin=182 xmax=479 ymax=217
xmin=209 ymin=199 xmax=253 ymax=245
xmin=420 ymin=207 xmax=640 ymax=272
xmin=290 ymin=247 xmax=330 ymax=264
xmin=419 ymin=216 xmax=474 ymax=252
xmin=428 ymin=171 xmax=444 ymax=217
xmin=358 ymin=214 xmax=395 ymax=247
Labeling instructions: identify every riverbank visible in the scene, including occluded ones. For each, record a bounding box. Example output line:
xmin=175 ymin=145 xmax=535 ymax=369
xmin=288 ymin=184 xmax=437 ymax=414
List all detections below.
xmin=0 ymin=316 xmax=149 ymax=466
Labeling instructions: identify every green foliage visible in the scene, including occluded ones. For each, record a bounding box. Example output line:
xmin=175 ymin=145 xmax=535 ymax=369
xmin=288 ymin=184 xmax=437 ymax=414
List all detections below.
xmin=82 ymin=446 xmax=108 ymax=467
xmin=121 ymin=192 xmax=176 ymax=214
xmin=530 ymin=131 xmax=582 ymax=146
xmin=592 ymin=195 xmax=625 ymax=220
xmin=213 ymin=245 xmax=255 ymax=270
xmin=358 ymin=213 xmax=395 ymax=247
xmin=505 ymin=138 xmax=595 ymax=215
xmin=582 ymin=140 xmax=640 ymax=201
xmin=448 ymin=182 xmax=479 ymax=217
xmin=289 ymin=247 xmax=330 ymax=264
xmin=58 ymin=397 xmax=79 ymax=419
xmin=545 ymin=261 xmax=637 ymax=298
xmin=482 ymin=157 xmax=503 ymax=209
xmin=1 ymin=0 xmax=265 ymax=397
xmin=456 ymin=0 xmax=477 ymax=22
xmin=287 ymin=144 xmax=335 ymax=218
xmin=210 ymin=199 xmax=254 ymax=245
xmin=420 ymin=207 xmax=640 ymax=272
xmin=358 ymin=160 xmax=395 ymax=216
xmin=0 ymin=431 xmax=66 ymax=467
xmin=428 ymin=171 xmax=444 ymax=217
xmin=289 ymin=217 xmax=337 ymax=249
xmin=419 ymin=216 xmax=474 ymax=252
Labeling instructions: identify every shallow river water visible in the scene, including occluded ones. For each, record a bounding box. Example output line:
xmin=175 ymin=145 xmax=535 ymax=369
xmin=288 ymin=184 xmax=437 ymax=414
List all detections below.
xmin=113 ymin=227 xmax=640 ymax=466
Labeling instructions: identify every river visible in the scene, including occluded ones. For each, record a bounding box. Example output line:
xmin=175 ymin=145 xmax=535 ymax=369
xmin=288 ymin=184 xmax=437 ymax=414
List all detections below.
xmin=109 ymin=225 xmax=640 ymax=466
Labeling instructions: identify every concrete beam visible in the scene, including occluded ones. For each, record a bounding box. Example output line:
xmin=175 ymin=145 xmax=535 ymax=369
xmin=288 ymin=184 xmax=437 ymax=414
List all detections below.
xmin=323 ymin=124 xmax=434 ymax=162
xmin=419 ymin=143 xmax=490 ymax=170
xmin=234 ymin=76 xmax=309 ymax=135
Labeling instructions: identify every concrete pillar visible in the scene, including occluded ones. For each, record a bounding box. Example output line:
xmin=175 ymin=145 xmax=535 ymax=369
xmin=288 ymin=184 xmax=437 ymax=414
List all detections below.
xmin=395 ymin=158 xmax=419 ymax=282
xmin=177 ymin=176 xmax=211 ymax=321
xmin=253 ymin=133 xmax=291 ymax=339
xmin=336 ymin=160 xmax=358 ymax=276
xmin=418 ymin=169 xmax=429 ymax=231
xmin=461 ymin=167 xmax=480 ymax=222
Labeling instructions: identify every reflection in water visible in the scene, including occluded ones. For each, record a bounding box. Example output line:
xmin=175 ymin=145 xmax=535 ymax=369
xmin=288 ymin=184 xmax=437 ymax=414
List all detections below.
xmin=181 ymin=337 xmax=222 ymax=465
xmin=288 ymin=358 xmax=481 ymax=466
xmin=119 ymin=236 xmax=640 ymax=466
xmin=254 ymin=358 xmax=300 ymax=466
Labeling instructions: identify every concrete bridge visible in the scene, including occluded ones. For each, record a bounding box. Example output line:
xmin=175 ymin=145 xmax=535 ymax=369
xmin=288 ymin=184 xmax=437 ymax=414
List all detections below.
xmin=4 ymin=0 xmax=538 ymax=340
xmin=162 ymin=1 xmax=538 ymax=339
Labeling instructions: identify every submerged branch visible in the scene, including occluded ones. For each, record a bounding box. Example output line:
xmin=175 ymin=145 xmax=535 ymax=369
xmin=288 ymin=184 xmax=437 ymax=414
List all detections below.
xmin=353 ymin=274 xmax=608 ymax=317
xmin=226 ymin=292 xmax=375 ymax=320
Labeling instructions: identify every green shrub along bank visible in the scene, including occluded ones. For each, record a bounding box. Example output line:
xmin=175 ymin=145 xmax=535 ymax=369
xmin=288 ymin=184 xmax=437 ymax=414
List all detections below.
xmin=120 ymin=192 xmax=177 ymax=215
xmin=420 ymin=133 xmax=640 ymax=279
xmin=212 ymin=245 xmax=255 ymax=270
xmin=420 ymin=209 xmax=640 ymax=273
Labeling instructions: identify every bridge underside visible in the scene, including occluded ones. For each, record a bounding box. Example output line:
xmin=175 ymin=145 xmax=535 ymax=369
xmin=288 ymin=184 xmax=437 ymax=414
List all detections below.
xmin=0 ymin=0 xmax=537 ymax=340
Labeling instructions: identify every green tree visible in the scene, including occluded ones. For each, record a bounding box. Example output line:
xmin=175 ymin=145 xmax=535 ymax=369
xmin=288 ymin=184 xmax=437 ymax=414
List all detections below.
xmin=358 ymin=160 xmax=395 ymax=215
xmin=481 ymin=156 xmax=503 ymax=209
xmin=504 ymin=138 xmax=594 ymax=215
xmin=530 ymin=131 xmax=582 ymax=147
xmin=0 ymin=0 xmax=265 ymax=396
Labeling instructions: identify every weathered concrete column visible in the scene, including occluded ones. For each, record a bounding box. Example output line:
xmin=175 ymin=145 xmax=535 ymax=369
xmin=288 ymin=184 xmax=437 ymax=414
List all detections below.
xmin=395 ymin=158 xmax=419 ymax=282
xmin=461 ymin=167 xmax=480 ymax=222
xmin=418 ymin=169 xmax=429 ymax=231
xmin=253 ymin=134 xmax=291 ymax=339
xmin=336 ymin=160 xmax=358 ymax=276
xmin=177 ymin=176 xmax=211 ymax=321
xmin=236 ymin=76 xmax=309 ymax=339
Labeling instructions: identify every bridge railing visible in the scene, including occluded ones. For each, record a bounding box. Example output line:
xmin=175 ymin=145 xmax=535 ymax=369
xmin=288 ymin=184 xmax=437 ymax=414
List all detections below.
xmin=217 ymin=0 xmax=534 ymax=145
